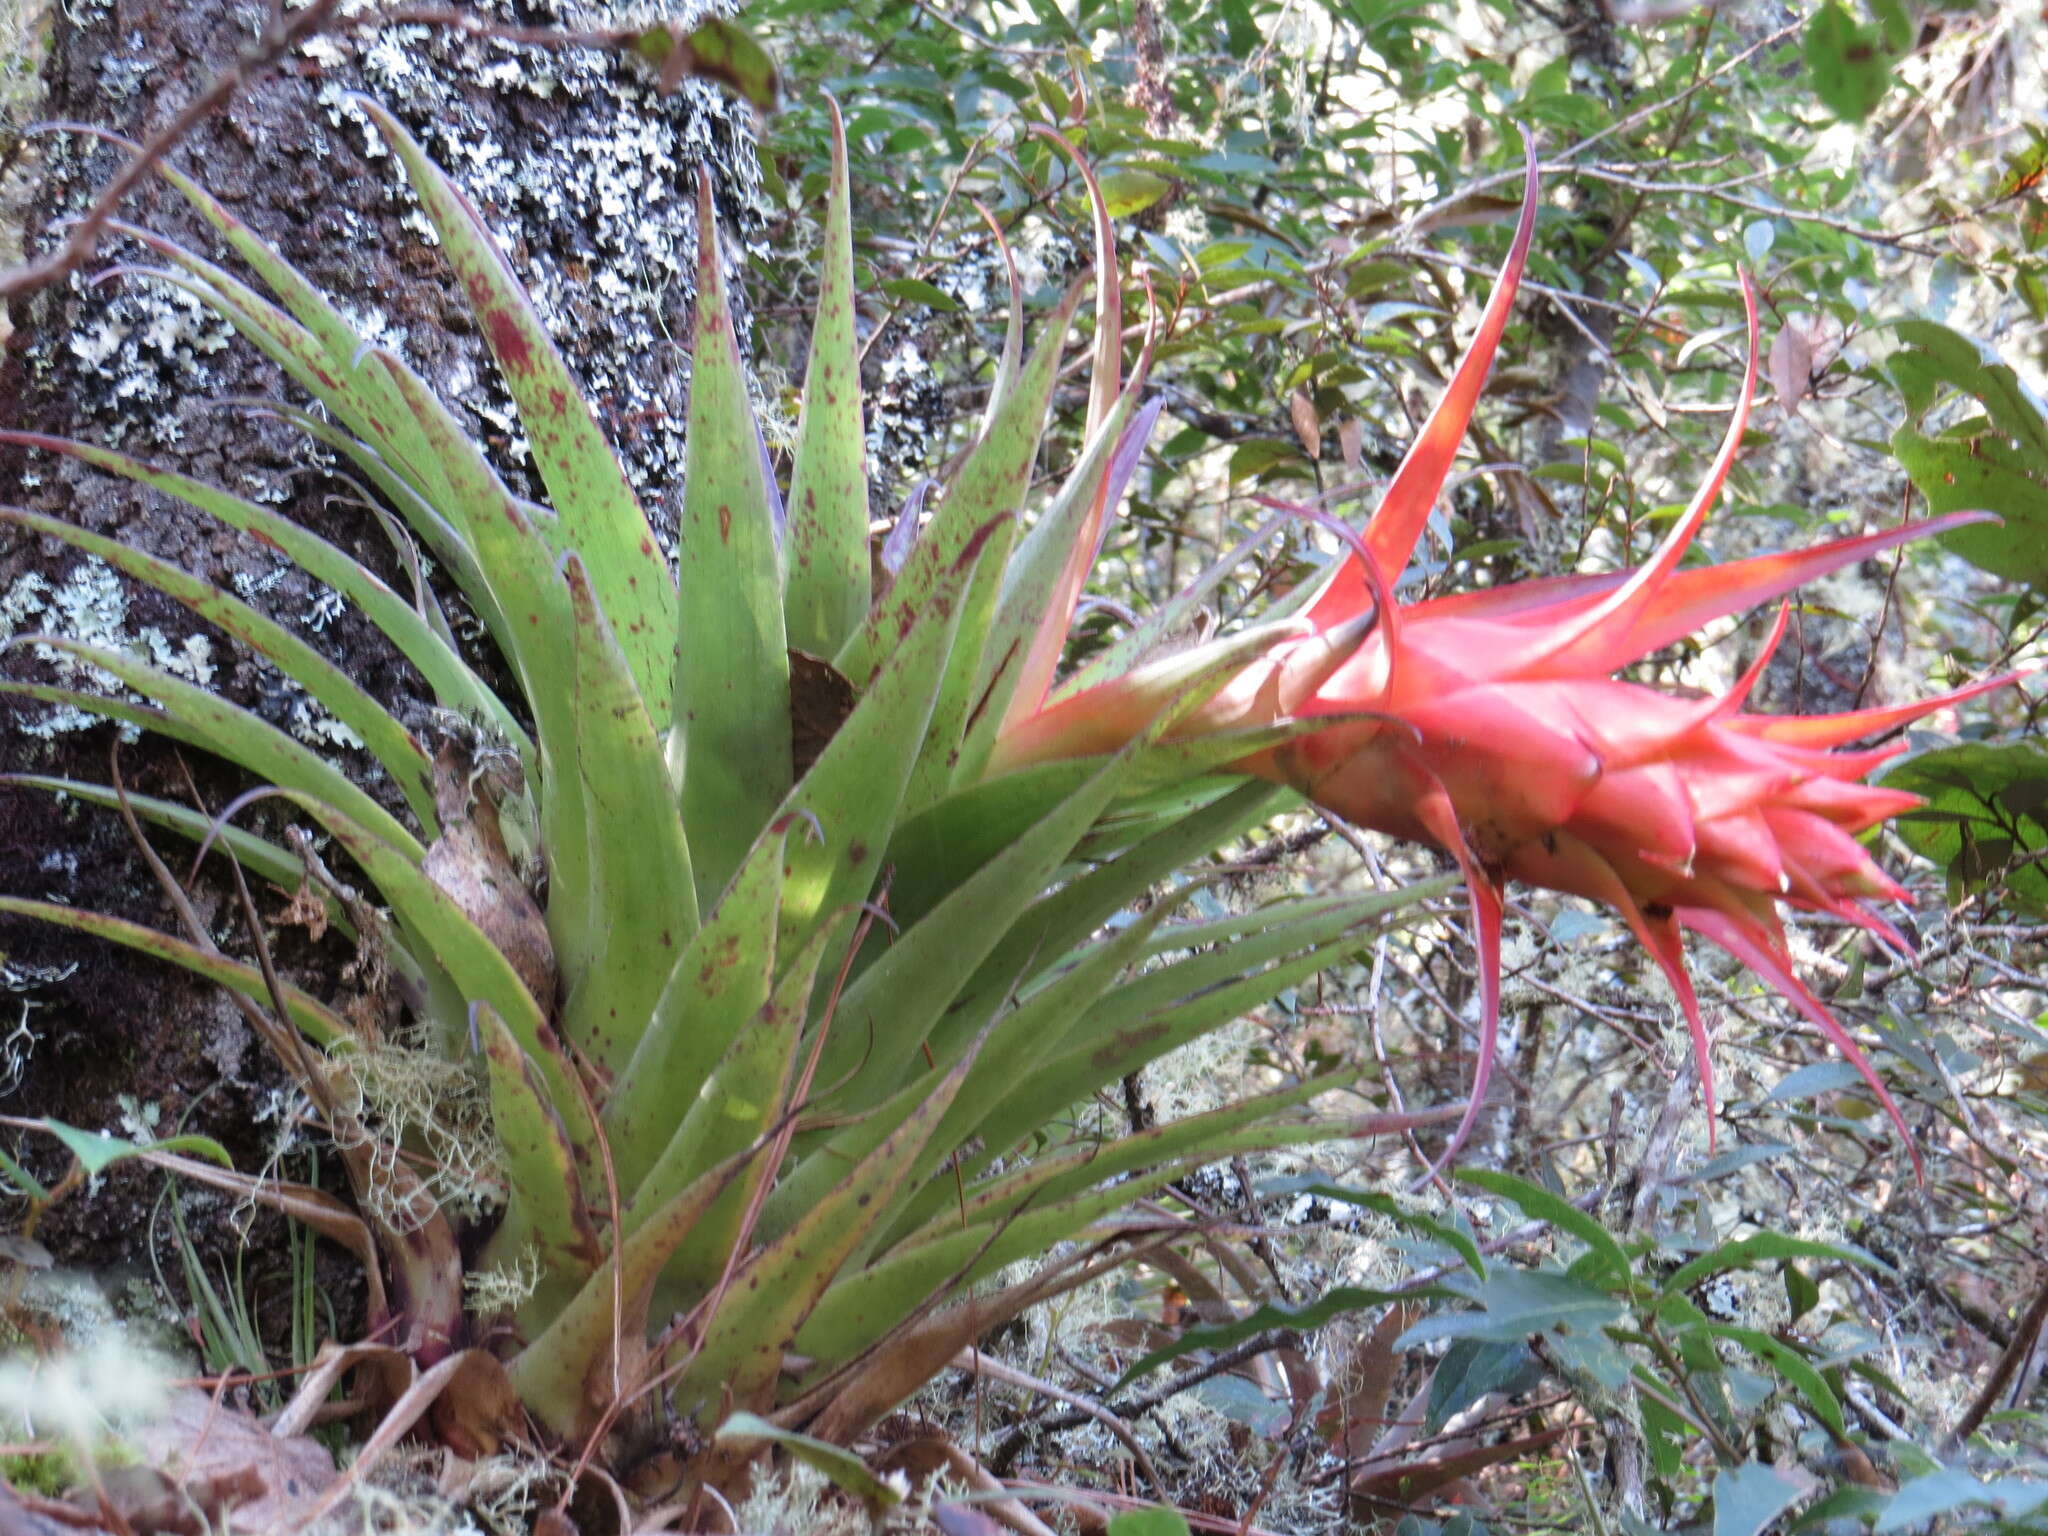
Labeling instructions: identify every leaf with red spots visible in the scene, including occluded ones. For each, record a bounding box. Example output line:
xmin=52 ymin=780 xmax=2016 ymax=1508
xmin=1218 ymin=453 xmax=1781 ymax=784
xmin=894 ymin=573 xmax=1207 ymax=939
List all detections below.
xmin=774 ymin=519 xmax=1003 ymax=959
xmin=0 ymin=504 xmax=439 ymax=833
xmin=839 ymin=282 xmax=1084 ymax=689
xmin=784 ymin=100 xmax=871 ymax=660
xmin=672 ymin=167 xmax=793 ymax=908
xmin=557 ymin=553 xmax=699 ymax=1075
xmin=473 ymin=1004 xmax=603 ymax=1326
xmin=602 ymin=827 xmax=785 ymax=1201
xmin=354 ymin=98 xmax=678 ymax=718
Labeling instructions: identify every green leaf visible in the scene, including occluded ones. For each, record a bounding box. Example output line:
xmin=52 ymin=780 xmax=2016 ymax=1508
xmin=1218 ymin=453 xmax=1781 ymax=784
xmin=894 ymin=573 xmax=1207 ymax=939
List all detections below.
xmin=106 ymin=233 xmax=452 ymax=515
xmin=1785 ymin=1262 xmax=1821 ymax=1325
xmin=942 ymin=907 xmax=1413 ymax=1198
xmin=1706 ymin=1324 xmax=1846 ymax=1438
xmin=1886 ymin=319 xmax=2048 ymax=585
xmin=1117 ymin=1285 xmax=1447 ymax=1388
xmin=673 ymin=1030 xmax=981 ymax=1416
xmin=841 ymin=283 xmax=1083 ymax=688
xmin=880 ymin=277 xmax=961 ymax=311
xmin=558 ymin=553 xmax=699 ymax=1072
xmin=1099 ymin=167 xmax=1173 ymax=218
xmin=673 ymin=169 xmax=792 ymax=907
xmin=0 ymin=506 xmax=437 ymax=833
xmin=1764 ymin=1061 xmax=1868 ymax=1104
xmin=807 ymin=746 xmax=1140 ymax=1115
xmin=143 ymin=167 xmax=453 ymax=507
xmin=1455 ymin=1168 xmax=1631 ymax=1291
xmin=899 ymin=516 xmax=1017 ymax=817
xmin=0 ymin=898 xmax=353 ymax=1046
xmin=1713 ymin=1461 xmax=1806 ymax=1536
xmin=1397 ymin=1269 xmax=1626 ymax=1348
xmin=775 ymin=521 xmax=999 ymax=957
xmin=354 ymin=97 xmax=677 ymax=714
xmin=1875 ymin=1470 xmax=2048 ymax=1532
xmin=0 ymin=1146 xmax=48 ymax=1203
xmin=1284 ymin=1182 xmax=1487 ymax=1276
xmin=360 ymin=349 xmax=596 ymax=980
xmin=1792 ymin=1487 xmax=1887 ymax=1533
xmin=511 ymin=1141 xmax=754 ymax=1434
xmin=606 ymin=829 xmax=785 ymax=1198
xmin=641 ymin=918 xmax=835 ymax=1310
xmin=1660 ymin=1234 xmax=1882 ymax=1300
xmin=0 ymin=774 xmax=357 ymax=941
xmin=0 ymin=432 xmax=526 ymax=766
xmin=712 ymin=1414 xmax=901 ymax=1508
xmin=863 ymin=898 xmax=1183 ymax=1249
xmin=969 ymin=386 xmax=1144 ymax=776
xmin=798 ymin=1078 xmax=1344 ymax=1364
xmin=1426 ymin=1339 xmax=1547 ymax=1432
xmin=1881 ymin=740 xmax=2048 ymax=913
xmin=252 ymin=402 xmax=514 ymax=653
xmin=784 ymin=100 xmax=871 ymax=660
xmin=42 ymin=1121 xmax=232 ymax=1177
xmin=1803 ymin=2 xmax=1893 ymax=122
xmin=474 ymin=1006 xmax=602 ymax=1326
xmin=2 ymin=642 xmax=424 ymax=865
xmin=1107 ymin=1511 xmax=1192 ymax=1536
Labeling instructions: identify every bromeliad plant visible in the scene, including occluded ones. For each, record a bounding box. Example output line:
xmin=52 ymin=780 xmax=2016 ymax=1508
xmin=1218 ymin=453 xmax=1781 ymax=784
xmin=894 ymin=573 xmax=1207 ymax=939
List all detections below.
xmin=1007 ymin=153 xmax=2026 ymax=1178
xmin=0 ymin=102 xmax=1437 ymax=1450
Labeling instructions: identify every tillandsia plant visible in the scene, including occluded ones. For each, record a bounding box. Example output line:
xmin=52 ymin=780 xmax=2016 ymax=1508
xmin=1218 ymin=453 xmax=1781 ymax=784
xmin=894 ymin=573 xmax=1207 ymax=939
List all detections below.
xmin=1005 ymin=150 xmax=2028 ymax=1179
xmin=0 ymin=99 xmax=1444 ymax=1462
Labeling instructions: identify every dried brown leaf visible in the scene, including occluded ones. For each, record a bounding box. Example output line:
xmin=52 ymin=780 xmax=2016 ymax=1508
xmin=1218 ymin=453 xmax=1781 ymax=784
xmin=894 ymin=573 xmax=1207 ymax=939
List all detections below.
xmin=127 ymin=1389 xmax=339 ymax=1534
xmin=1770 ymin=318 xmax=1814 ymax=420
xmin=1290 ymin=389 xmax=1321 ymax=460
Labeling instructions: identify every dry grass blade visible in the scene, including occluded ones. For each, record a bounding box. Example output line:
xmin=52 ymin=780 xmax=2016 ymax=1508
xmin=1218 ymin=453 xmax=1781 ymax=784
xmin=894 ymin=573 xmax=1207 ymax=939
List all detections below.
xmin=291 ymin=1350 xmax=501 ymax=1529
xmin=269 ymin=1342 xmax=411 ymax=1437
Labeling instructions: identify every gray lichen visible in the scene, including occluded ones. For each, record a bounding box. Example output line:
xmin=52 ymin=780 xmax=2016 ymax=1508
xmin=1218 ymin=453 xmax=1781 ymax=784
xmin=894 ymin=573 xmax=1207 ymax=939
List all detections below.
xmin=307 ymin=0 xmax=768 ymax=541
xmin=0 ymin=556 xmax=216 ymax=739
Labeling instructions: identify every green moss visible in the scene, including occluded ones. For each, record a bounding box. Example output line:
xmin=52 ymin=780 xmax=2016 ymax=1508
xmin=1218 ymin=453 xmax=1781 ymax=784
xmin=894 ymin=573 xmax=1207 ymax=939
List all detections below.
xmin=0 ymin=1448 xmax=77 ymax=1498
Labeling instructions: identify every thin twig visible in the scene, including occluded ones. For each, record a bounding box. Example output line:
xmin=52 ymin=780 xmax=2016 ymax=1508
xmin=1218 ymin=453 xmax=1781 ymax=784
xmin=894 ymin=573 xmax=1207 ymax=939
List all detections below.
xmin=1 ymin=0 xmax=344 ymax=299
xmin=1948 ymin=1271 xmax=2048 ymax=1448
xmin=950 ymin=1347 xmax=1168 ymax=1499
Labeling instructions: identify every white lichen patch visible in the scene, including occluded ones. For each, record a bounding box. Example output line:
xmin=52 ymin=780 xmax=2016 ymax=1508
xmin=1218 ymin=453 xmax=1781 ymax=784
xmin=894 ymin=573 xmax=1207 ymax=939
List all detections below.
xmin=464 ymin=1246 xmax=540 ymax=1319
xmin=93 ymin=32 xmax=155 ymax=100
xmin=48 ymin=273 xmax=234 ymax=447
xmin=0 ymin=558 xmax=215 ymax=739
xmin=305 ymin=0 xmax=766 ymax=542
xmin=865 ymin=338 xmax=946 ymax=495
xmin=0 ymin=1328 xmax=174 ymax=1442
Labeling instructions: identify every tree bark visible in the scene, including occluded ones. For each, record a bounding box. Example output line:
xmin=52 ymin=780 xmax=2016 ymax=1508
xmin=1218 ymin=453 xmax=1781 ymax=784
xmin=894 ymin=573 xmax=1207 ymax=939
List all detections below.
xmin=0 ymin=0 xmax=754 ymax=1299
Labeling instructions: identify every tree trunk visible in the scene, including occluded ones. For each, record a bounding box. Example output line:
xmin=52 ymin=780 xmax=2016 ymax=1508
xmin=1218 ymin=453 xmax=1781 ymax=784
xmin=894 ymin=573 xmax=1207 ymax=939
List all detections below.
xmin=0 ymin=0 xmax=753 ymax=1312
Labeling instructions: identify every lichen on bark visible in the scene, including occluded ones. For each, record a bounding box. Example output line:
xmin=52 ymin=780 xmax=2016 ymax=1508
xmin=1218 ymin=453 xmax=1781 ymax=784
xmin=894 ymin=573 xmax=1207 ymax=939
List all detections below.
xmin=0 ymin=0 xmax=758 ymax=1294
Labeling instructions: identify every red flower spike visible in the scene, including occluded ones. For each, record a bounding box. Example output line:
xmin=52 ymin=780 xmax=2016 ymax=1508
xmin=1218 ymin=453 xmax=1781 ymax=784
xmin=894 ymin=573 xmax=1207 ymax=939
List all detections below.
xmin=991 ymin=143 xmax=2029 ymax=1177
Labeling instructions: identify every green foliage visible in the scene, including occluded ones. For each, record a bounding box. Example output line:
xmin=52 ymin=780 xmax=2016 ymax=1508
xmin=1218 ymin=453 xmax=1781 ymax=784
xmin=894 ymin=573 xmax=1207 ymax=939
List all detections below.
xmin=1887 ymin=319 xmax=2048 ymax=587
xmin=0 ymin=95 xmax=1430 ymax=1457
xmin=1883 ymin=740 xmax=2048 ymax=914
xmin=1092 ymin=1154 xmax=2044 ymax=1531
xmin=1803 ymin=0 xmax=1901 ymax=123
xmin=1109 ymin=1510 xmax=1195 ymax=1536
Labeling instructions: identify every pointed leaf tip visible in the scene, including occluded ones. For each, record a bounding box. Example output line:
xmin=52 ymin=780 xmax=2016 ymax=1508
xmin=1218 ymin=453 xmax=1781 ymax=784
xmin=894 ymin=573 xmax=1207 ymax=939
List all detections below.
xmin=1313 ymin=131 xmax=1541 ymax=626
